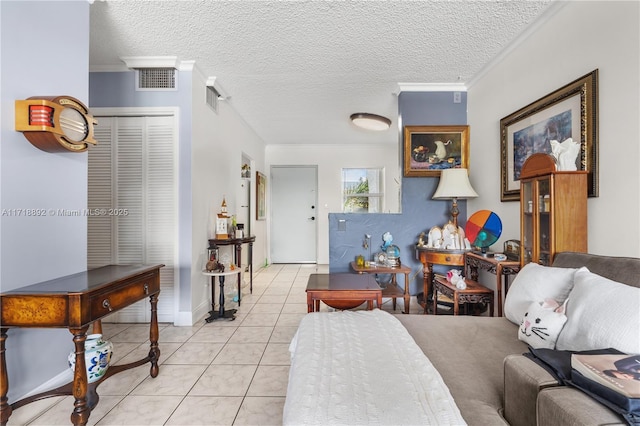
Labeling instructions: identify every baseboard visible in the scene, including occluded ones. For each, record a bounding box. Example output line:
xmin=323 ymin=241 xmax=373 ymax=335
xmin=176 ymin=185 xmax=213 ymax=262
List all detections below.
xmin=17 ymin=368 xmax=73 ymax=402
xmin=174 ymin=300 xmax=210 ymax=326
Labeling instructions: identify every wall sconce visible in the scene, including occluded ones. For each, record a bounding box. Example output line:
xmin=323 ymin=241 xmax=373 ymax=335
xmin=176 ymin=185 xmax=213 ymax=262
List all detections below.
xmin=15 ymin=96 xmax=97 ymax=153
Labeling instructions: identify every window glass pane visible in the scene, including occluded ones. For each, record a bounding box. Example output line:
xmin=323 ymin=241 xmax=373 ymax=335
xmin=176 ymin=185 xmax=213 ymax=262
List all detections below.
xmin=342 ymin=168 xmax=383 ymax=213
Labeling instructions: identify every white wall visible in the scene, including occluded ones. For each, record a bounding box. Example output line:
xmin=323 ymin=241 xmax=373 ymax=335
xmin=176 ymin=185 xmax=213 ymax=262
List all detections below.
xmin=266 ymin=144 xmax=401 ymax=264
xmin=189 ymin=69 xmax=267 ymax=324
xmin=468 ymin=1 xmax=640 ymax=258
xmin=0 ymin=0 xmax=90 ymax=401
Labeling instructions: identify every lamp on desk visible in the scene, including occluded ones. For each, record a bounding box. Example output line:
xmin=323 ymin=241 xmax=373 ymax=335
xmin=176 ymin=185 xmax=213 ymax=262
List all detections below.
xmin=432 ymin=168 xmax=478 ymax=228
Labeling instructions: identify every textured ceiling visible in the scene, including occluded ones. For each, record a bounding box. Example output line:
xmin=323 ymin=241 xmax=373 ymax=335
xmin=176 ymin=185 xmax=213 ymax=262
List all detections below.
xmin=89 ymin=1 xmax=555 ymax=145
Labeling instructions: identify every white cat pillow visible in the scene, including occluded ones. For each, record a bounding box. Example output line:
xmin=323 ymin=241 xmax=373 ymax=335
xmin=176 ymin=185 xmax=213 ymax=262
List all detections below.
xmin=518 ymin=299 xmax=568 ymax=349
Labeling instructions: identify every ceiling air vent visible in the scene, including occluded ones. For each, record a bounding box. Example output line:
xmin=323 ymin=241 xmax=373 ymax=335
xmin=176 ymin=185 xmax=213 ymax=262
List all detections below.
xmin=137 ymin=68 xmax=177 ymax=90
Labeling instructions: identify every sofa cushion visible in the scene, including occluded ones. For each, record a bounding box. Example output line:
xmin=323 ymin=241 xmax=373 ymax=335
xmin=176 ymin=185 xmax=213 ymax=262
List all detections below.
xmin=518 ymin=300 xmax=567 ymax=349
xmin=537 ymin=387 xmax=626 ymax=426
xmin=504 ymin=263 xmax=578 ymax=325
xmin=556 ymin=268 xmax=640 ymax=354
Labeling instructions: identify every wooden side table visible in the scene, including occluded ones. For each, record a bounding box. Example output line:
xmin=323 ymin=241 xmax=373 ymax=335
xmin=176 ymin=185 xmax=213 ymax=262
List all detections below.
xmin=415 ymin=247 xmax=468 ymax=314
xmin=202 ymin=268 xmax=242 ymax=322
xmin=306 ymin=273 xmax=382 ymax=313
xmin=465 ymin=252 xmax=521 ymax=317
xmin=350 ymin=261 xmax=411 ymax=314
xmin=433 ymin=275 xmax=494 ymax=316
xmin=208 ymin=236 xmax=255 ymax=293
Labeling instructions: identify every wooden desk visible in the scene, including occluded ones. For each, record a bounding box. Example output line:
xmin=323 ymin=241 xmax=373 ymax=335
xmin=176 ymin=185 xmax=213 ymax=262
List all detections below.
xmin=465 ymin=252 xmax=521 ymax=317
xmin=350 ymin=261 xmax=411 ymax=314
xmin=209 ymin=236 xmax=255 ymax=293
xmin=306 ymin=273 xmax=382 ymax=313
xmin=0 ymin=264 xmax=163 ymax=426
xmin=433 ymin=275 xmax=494 ymax=316
xmin=415 ymin=247 xmax=469 ymax=314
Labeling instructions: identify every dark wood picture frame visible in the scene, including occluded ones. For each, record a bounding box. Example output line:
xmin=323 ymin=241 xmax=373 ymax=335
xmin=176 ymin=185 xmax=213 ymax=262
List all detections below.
xmin=256 ymin=171 xmax=266 ymax=220
xmin=500 ymin=69 xmax=599 ymax=201
xmin=403 ymin=125 xmax=470 ymax=177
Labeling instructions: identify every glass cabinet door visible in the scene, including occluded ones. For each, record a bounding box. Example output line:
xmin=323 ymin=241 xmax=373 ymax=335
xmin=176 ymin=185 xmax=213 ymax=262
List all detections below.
xmin=537 ymin=177 xmax=551 ymax=265
xmin=521 ymin=180 xmax=534 ymax=265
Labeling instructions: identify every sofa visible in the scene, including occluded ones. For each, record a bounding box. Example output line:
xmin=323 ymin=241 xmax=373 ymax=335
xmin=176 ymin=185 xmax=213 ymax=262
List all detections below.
xmin=285 ymin=252 xmax=640 ymax=425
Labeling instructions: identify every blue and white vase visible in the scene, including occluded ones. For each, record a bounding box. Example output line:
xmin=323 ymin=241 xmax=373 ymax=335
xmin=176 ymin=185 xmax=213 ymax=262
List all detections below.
xmin=68 ymin=333 xmax=113 ymax=383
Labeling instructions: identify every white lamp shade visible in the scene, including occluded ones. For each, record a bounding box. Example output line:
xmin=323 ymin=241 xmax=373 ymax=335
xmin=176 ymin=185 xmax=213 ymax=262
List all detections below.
xmin=432 ymin=168 xmax=478 ymax=199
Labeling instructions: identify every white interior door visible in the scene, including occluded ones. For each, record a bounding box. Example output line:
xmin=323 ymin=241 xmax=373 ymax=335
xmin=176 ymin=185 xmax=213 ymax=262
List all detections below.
xmin=270 ymin=166 xmax=317 ymax=263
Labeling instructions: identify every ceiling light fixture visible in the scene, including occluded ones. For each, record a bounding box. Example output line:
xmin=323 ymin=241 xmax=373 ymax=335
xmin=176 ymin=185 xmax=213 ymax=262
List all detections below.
xmin=350 ymin=113 xmax=391 ymax=131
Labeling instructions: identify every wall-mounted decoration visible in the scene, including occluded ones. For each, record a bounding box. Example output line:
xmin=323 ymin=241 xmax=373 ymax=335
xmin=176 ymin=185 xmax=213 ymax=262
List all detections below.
xmin=15 ymin=96 xmax=97 ymax=153
xmin=256 ymin=171 xmax=266 ymax=221
xmin=500 ymin=69 xmax=599 ymax=201
xmin=403 ymin=125 xmax=470 ymax=177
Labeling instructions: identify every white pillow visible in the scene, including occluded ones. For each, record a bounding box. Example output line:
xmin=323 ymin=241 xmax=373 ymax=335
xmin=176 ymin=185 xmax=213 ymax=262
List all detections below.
xmin=556 ymin=268 xmax=640 ymax=354
xmin=504 ymin=263 xmax=578 ymax=325
xmin=518 ymin=300 xmax=567 ymax=349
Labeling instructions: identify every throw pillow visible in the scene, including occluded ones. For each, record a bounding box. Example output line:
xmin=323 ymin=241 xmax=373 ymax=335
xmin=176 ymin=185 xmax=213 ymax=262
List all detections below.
xmin=555 ymin=268 xmax=640 ymax=354
xmin=518 ymin=299 xmax=568 ymax=349
xmin=504 ymin=263 xmax=579 ymax=325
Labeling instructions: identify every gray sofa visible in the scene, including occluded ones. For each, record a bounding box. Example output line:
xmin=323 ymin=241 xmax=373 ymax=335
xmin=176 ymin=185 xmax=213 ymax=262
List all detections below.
xmin=396 ymin=252 xmax=640 ymax=426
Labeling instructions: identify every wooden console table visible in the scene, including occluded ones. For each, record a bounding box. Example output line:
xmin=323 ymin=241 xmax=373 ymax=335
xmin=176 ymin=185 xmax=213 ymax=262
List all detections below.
xmin=415 ymin=247 xmax=469 ymax=314
xmin=209 ymin=236 xmax=255 ymax=293
xmin=465 ymin=251 xmax=521 ymax=317
xmin=0 ymin=264 xmax=163 ymax=426
xmin=350 ymin=261 xmax=411 ymax=314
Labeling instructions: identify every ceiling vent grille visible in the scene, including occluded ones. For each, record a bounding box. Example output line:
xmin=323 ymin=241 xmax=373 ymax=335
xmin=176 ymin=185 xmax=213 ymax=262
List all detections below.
xmin=206 ymin=86 xmax=220 ymax=112
xmin=137 ymin=68 xmax=176 ymax=90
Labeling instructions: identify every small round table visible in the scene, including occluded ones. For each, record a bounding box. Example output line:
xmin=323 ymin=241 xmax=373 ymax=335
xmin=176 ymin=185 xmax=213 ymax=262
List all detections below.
xmin=202 ymin=268 xmax=242 ymax=322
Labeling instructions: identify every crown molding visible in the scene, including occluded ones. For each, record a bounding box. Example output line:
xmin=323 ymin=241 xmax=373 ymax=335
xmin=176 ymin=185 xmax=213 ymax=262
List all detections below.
xmin=120 ymin=56 xmax=179 ymax=69
xmin=396 ymin=83 xmax=468 ymax=94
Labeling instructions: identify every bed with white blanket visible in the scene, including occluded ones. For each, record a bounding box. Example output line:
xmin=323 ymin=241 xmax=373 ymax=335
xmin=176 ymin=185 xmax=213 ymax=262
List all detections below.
xmin=283 ymin=309 xmax=466 ymax=425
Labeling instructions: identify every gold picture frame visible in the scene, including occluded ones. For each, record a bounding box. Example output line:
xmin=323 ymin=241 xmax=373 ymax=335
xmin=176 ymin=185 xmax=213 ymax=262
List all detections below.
xmin=500 ymin=70 xmax=599 ymax=201
xmin=403 ymin=125 xmax=470 ymax=177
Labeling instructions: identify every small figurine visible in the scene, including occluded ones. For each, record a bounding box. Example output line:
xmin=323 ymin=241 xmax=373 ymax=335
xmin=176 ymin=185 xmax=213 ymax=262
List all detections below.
xmin=381 ymin=232 xmax=393 ymax=251
xmin=206 ymin=260 xmax=225 ymax=273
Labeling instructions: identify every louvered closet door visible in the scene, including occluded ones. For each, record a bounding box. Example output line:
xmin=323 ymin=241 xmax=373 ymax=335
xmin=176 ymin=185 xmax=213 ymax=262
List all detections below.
xmin=88 ymin=115 xmax=176 ymax=323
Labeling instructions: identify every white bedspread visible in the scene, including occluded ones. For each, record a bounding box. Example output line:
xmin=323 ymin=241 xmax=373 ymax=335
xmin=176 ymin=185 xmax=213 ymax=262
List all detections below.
xmin=283 ymin=309 xmax=467 ymax=425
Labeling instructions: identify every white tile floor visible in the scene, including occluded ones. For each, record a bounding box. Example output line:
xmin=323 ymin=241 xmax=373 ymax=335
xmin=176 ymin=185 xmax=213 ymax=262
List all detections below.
xmin=9 ymin=264 xmax=423 ymax=426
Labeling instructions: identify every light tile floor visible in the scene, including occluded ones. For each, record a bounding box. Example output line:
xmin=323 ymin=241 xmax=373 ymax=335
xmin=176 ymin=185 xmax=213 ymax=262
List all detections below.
xmin=9 ymin=264 xmax=422 ymax=426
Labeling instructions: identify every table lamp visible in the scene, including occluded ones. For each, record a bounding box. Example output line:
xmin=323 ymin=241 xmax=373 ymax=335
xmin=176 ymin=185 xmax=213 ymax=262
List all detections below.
xmin=432 ymin=168 xmax=478 ymax=228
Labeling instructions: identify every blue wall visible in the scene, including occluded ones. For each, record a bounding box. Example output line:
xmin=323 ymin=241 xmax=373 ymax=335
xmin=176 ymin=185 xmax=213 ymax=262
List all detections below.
xmin=329 ymin=91 xmax=468 ymax=296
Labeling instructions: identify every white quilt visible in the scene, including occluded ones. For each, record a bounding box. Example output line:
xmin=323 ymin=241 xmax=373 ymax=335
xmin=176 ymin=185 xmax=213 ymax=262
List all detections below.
xmin=283 ymin=309 xmax=466 ymax=425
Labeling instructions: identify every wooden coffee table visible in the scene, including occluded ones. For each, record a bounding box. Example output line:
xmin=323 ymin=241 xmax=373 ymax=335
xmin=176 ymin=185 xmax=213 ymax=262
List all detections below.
xmin=306 ymin=273 xmax=382 ymax=313
xmin=433 ymin=275 xmax=494 ymax=316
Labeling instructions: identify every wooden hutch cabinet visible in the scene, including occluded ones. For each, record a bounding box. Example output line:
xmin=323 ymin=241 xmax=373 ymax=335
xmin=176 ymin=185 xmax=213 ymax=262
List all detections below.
xmin=520 ymin=153 xmax=587 ymax=266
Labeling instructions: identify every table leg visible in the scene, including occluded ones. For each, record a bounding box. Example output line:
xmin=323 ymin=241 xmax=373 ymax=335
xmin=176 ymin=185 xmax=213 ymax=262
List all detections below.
xmin=149 ymin=292 xmax=160 ymax=378
xmin=403 ymin=272 xmax=410 ymax=314
xmin=69 ymin=326 xmax=91 ymax=426
xmin=367 ymin=300 xmax=373 ymax=310
xmin=0 ymin=328 xmax=11 ymax=426
xmin=423 ymin=262 xmax=434 ymax=314
xmin=248 ymin=242 xmax=254 ymax=294
xmin=453 ymin=290 xmax=460 ymax=316
xmin=432 ymin=284 xmax=438 ymax=315
xmin=489 ymin=296 xmax=495 ymax=317
xmin=377 ymin=293 xmax=382 ymax=309
xmin=205 ymin=277 xmax=217 ymax=323
xmin=236 ymin=271 xmax=242 ymax=306
xmin=496 ymin=264 xmax=504 ymax=317
xmin=315 ymin=300 xmax=320 ymax=312
xmin=307 ymin=293 xmax=314 ymax=313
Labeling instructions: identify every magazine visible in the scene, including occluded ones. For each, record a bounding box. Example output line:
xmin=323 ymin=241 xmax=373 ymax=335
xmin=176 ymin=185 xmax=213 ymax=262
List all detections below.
xmin=571 ymin=354 xmax=640 ymax=398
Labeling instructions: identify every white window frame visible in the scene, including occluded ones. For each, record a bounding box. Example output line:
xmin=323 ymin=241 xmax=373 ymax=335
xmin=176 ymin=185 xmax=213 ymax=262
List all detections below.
xmin=341 ymin=168 xmax=384 ymax=213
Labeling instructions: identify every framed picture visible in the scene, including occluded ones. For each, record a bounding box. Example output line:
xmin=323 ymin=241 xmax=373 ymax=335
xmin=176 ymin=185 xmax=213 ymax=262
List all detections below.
xmin=256 ymin=171 xmax=266 ymax=220
xmin=403 ymin=125 xmax=470 ymax=177
xmin=500 ymin=69 xmax=598 ymax=201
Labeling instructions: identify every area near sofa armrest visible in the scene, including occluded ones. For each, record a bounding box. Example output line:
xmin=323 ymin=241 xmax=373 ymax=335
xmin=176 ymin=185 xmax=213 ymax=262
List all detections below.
xmin=537 ymin=387 xmax=626 ymax=426
xmin=552 ymin=252 xmax=640 ymax=287
xmin=503 ymin=354 xmax=559 ymax=426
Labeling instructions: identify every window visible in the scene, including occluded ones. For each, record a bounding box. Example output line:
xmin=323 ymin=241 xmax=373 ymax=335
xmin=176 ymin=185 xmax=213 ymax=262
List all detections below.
xmin=342 ymin=168 xmax=384 ymax=213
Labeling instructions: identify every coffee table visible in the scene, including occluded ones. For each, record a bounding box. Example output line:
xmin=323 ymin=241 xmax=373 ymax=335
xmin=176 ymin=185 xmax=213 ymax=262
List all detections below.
xmin=306 ymin=273 xmax=382 ymax=313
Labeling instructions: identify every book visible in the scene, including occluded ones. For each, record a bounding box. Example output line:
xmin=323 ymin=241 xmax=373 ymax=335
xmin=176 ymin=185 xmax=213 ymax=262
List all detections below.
xmin=571 ymin=354 xmax=640 ymax=398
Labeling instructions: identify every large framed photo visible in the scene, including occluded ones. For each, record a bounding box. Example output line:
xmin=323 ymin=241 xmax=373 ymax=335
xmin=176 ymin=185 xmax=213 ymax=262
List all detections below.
xmin=256 ymin=171 xmax=266 ymax=220
xmin=500 ymin=70 xmax=598 ymax=201
xmin=403 ymin=125 xmax=470 ymax=177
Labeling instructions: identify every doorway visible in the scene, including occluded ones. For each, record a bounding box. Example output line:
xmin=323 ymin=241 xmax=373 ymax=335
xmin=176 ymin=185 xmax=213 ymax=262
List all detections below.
xmin=270 ymin=166 xmax=318 ymax=263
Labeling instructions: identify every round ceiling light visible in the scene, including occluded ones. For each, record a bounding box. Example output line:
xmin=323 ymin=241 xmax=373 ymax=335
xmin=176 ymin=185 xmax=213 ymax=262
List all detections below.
xmin=350 ymin=113 xmax=391 ymax=131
